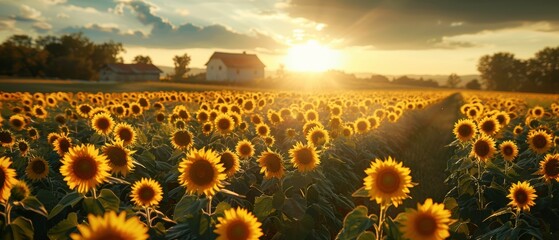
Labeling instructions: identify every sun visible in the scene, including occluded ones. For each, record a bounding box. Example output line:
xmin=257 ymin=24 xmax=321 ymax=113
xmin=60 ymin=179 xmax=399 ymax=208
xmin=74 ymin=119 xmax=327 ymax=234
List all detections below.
xmin=285 ymin=40 xmax=340 ymax=72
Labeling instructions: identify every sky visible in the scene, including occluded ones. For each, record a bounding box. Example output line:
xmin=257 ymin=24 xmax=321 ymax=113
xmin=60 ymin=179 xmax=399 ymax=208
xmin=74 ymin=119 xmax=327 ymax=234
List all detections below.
xmin=1 ymin=0 xmax=559 ymax=75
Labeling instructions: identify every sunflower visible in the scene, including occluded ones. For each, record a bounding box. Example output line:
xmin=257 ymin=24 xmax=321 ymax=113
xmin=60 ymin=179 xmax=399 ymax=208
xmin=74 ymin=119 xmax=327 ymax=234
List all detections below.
xmin=91 ymin=113 xmax=115 ymax=135
xmin=60 ymin=144 xmax=111 ymax=194
xmin=538 ymin=154 xmax=559 ymax=182
xmin=47 ymin=132 xmax=60 ymax=145
xmin=55 ymin=114 xmax=67 ymax=125
xmin=0 ymin=156 xmax=17 ymax=202
xmin=214 ymin=208 xmax=263 ymax=240
xmin=129 ymin=103 xmax=143 ymax=116
xmin=9 ymin=180 xmax=30 ymax=202
xmin=507 ymin=181 xmax=537 ymax=212
xmin=130 ymin=178 xmax=163 ymax=207
xmin=71 ymin=211 xmax=149 ymax=240
xmin=26 ymin=157 xmax=50 ymax=181
xmin=304 ymin=109 xmax=319 ymax=122
xmin=466 ymin=108 xmax=479 ymax=119
xmin=202 ymin=122 xmax=213 ymax=135
xmin=53 ymin=133 xmax=73 ymax=156
xmin=236 ymin=140 xmax=255 ymax=159
xmin=257 ymin=150 xmax=285 ymax=179
xmin=27 ymin=127 xmax=39 ymax=140
xmin=368 ymin=116 xmax=381 ymax=129
xmin=267 ymin=110 xmax=283 ymax=125
xmin=0 ymin=130 xmax=15 ymax=148
xmin=113 ymin=123 xmax=137 ymax=146
xmin=16 ymin=139 xmax=30 ymax=157
xmin=478 ymin=117 xmax=501 ymax=136
xmin=255 ymin=123 xmax=270 ymax=137
xmin=499 ymin=141 xmax=519 ymax=162
xmin=306 ymin=126 xmax=330 ymax=146
xmin=9 ymin=114 xmax=26 ymax=131
xmin=76 ymin=104 xmax=93 ymax=118
xmin=531 ymin=106 xmax=545 ymax=118
xmin=494 ymin=111 xmax=511 ymax=126
xmin=302 ymin=121 xmax=324 ymax=135
xmin=32 ymin=105 xmax=48 ymax=119
xmin=197 ymin=110 xmax=210 ymax=122
xmin=102 ymin=140 xmax=135 ymax=176
xmin=363 ymin=157 xmax=413 ymax=207
xmin=170 ymin=129 xmax=194 ymax=150
xmin=513 ymin=125 xmax=523 ymax=135
xmin=527 ymin=130 xmax=553 ymax=154
xmin=453 ymin=119 xmax=477 ymax=142
xmin=354 ymin=118 xmax=370 ymax=134
xmin=285 ymin=128 xmax=297 ymax=138
xmin=470 ymin=136 xmax=496 ymax=162
xmin=400 ymin=198 xmax=454 ymax=240
xmin=219 ymin=150 xmax=240 ymax=177
xmin=177 ymin=148 xmax=225 ymax=196
xmin=289 ymin=142 xmax=320 ymax=173
xmin=215 ymin=114 xmax=235 ymax=135
xmin=155 ymin=112 xmax=166 ymax=123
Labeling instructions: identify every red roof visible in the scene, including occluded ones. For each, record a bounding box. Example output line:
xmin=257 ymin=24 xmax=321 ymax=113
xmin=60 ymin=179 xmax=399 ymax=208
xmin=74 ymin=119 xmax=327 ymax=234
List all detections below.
xmin=103 ymin=63 xmax=162 ymax=74
xmin=205 ymin=52 xmax=265 ymax=68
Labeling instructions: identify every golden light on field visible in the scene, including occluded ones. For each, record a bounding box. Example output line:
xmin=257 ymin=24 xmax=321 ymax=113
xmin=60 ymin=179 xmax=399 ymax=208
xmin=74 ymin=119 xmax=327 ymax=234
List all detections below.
xmin=285 ymin=40 xmax=340 ymax=72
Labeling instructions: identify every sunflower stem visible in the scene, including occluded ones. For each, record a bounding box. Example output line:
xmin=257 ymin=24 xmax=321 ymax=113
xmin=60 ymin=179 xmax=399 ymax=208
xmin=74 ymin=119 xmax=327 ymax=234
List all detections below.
xmin=477 ymin=160 xmax=484 ymax=209
xmin=92 ymin=188 xmax=98 ymax=199
xmin=5 ymin=203 xmax=12 ymax=225
xmin=207 ymin=196 xmax=213 ymax=216
xmin=145 ymin=207 xmax=152 ymax=228
xmin=514 ymin=209 xmax=520 ymax=228
xmin=376 ymin=203 xmax=388 ymax=239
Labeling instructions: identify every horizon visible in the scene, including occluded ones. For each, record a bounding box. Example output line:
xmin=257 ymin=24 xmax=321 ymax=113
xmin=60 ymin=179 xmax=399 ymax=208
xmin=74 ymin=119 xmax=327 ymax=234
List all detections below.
xmin=1 ymin=1 xmax=559 ymax=75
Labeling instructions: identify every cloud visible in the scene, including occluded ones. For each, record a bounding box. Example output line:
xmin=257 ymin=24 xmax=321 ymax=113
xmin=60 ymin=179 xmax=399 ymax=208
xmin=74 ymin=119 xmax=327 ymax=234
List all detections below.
xmin=32 ymin=21 xmax=53 ymax=32
xmin=57 ymin=13 xmax=70 ymax=19
xmin=12 ymin=4 xmax=43 ymax=22
xmin=285 ymin=0 xmax=559 ymax=49
xmin=62 ymin=0 xmax=283 ymax=50
xmin=0 ymin=20 xmax=17 ymax=31
xmin=175 ymin=8 xmax=189 ymax=16
xmin=43 ymin=0 xmax=67 ymax=5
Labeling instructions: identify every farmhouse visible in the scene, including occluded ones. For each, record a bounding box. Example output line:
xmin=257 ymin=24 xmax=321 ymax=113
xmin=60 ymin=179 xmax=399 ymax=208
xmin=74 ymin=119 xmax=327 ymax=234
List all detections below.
xmin=99 ymin=63 xmax=162 ymax=81
xmin=205 ymin=52 xmax=265 ymax=81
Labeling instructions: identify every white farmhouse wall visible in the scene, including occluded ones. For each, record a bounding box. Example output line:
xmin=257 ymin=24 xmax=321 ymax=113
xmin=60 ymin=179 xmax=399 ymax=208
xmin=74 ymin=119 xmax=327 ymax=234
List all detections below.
xmin=206 ymin=59 xmax=228 ymax=81
xmin=227 ymin=68 xmax=264 ymax=82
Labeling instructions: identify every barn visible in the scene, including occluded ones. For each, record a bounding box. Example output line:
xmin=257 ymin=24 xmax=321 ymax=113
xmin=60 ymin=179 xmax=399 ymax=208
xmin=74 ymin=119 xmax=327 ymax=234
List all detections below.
xmin=205 ymin=52 xmax=265 ymax=81
xmin=99 ymin=63 xmax=162 ymax=82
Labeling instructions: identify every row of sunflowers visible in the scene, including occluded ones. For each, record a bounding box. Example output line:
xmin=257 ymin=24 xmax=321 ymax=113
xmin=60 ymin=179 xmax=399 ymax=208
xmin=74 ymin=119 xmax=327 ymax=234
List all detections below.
xmin=0 ymin=90 xmax=449 ymax=239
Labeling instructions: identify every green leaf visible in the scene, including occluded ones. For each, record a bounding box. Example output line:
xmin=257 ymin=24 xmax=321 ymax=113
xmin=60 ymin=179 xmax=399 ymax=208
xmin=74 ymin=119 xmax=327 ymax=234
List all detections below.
xmin=357 ymin=231 xmax=375 ymax=240
xmin=272 ymin=190 xmax=285 ymax=210
xmin=443 ymin=197 xmax=458 ymax=211
xmin=4 ymin=216 xmax=34 ymax=240
xmin=253 ymin=195 xmax=275 ymax=221
xmin=48 ymin=212 xmax=78 ymax=240
xmin=48 ymin=192 xmax=84 ymax=219
xmin=173 ymin=195 xmax=207 ymax=222
xmin=82 ymin=197 xmax=104 ymax=216
xmin=336 ymin=205 xmax=373 ymax=240
xmin=483 ymin=208 xmax=513 ymax=222
xmin=98 ymin=189 xmax=120 ymax=213
xmin=282 ymin=194 xmax=307 ymax=220
xmin=219 ymin=188 xmax=246 ymax=198
xmin=18 ymin=196 xmax=48 ymax=217
xmin=351 ymin=187 xmax=369 ymax=198
xmin=214 ymin=202 xmax=231 ymax=215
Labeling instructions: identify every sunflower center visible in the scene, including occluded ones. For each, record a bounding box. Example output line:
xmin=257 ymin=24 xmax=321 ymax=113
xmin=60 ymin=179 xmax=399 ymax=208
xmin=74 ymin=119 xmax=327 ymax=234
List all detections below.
xmin=496 ymin=115 xmax=506 ymax=124
xmin=295 ymin=148 xmax=314 ymax=165
xmin=514 ymin=190 xmax=528 ymax=205
xmin=79 ymin=105 xmax=92 ymax=115
xmin=265 ymin=154 xmax=282 ymax=173
xmin=0 ymin=169 xmax=5 ymax=189
xmin=138 ymin=186 xmax=155 ymax=202
xmin=72 ymin=156 xmax=98 ymax=180
xmin=376 ymin=169 xmax=401 ymax=194
xmin=118 ymin=128 xmax=133 ymax=142
xmin=220 ymin=153 xmax=235 ymax=172
xmin=189 ymin=160 xmax=215 ymax=186
xmin=503 ymin=146 xmax=513 ymax=156
xmin=35 ymin=108 xmax=45 ymax=115
xmin=58 ymin=138 xmax=71 ymax=153
xmin=544 ymin=158 xmax=559 ymax=177
xmin=468 ymin=109 xmax=477 ymax=117
xmin=257 ymin=126 xmax=268 ymax=136
xmin=357 ymin=121 xmax=368 ymax=131
xmin=457 ymin=124 xmax=473 ymax=137
xmin=173 ymin=131 xmax=192 ymax=147
xmin=414 ymin=213 xmax=438 ymax=236
xmin=132 ymin=105 xmax=141 ymax=114
xmin=105 ymin=146 xmax=128 ymax=167
xmin=239 ymin=145 xmax=252 ymax=156
xmin=0 ymin=131 xmax=13 ymax=144
xmin=226 ymin=220 xmax=250 ymax=240
xmin=92 ymin=232 xmax=127 ymax=240
xmin=311 ymin=131 xmax=325 ymax=144
xmin=532 ymin=135 xmax=548 ymax=149
xmin=179 ymin=110 xmax=189 ymax=119
xmin=203 ymin=124 xmax=212 ymax=132
xmin=12 ymin=119 xmax=23 ymax=128
xmin=534 ymin=109 xmax=542 ymax=116
xmin=481 ymin=121 xmax=495 ymax=133
xmin=31 ymin=160 xmax=46 ymax=174
xmin=217 ymin=118 xmax=231 ymax=130
xmin=18 ymin=142 xmax=28 ymax=152
xmin=474 ymin=140 xmax=490 ymax=158
xmin=95 ymin=118 xmax=111 ymax=131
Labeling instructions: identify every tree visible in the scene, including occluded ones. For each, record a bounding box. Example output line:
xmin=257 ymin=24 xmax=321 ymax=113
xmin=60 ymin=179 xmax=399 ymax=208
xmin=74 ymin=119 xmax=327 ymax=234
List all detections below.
xmin=276 ymin=64 xmax=286 ymax=79
xmin=526 ymin=46 xmax=559 ymax=93
xmin=172 ymin=53 xmax=191 ymax=80
xmin=133 ymin=55 xmax=153 ymax=64
xmin=447 ymin=73 xmax=461 ymax=88
xmin=477 ymin=52 xmax=526 ymax=91
xmin=465 ymin=79 xmax=482 ymax=90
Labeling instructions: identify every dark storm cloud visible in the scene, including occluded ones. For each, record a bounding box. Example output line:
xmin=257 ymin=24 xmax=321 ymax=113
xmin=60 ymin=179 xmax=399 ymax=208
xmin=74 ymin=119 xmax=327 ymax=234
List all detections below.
xmin=62 ymin=0 xmax=282 ymax=49
xmin=286 ymin=0 xmax=559 ymax=49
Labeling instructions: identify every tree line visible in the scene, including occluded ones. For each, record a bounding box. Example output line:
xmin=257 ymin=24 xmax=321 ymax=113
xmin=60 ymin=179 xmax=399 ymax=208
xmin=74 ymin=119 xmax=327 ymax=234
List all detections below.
xmin=478 ymin=46 xmax=559 ymax=93
xmin=0 ymin=33 xmax=191 ymax=81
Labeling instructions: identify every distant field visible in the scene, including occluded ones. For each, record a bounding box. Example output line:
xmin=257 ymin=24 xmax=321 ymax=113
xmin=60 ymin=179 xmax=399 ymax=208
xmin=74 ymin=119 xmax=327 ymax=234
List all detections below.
xmin=0 ymin=78 xmax=435 ymax=93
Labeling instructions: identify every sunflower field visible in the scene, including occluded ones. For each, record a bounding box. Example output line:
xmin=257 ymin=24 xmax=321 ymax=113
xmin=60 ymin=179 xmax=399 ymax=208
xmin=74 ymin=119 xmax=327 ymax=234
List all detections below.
xmin=0 ymin=90 xmax=557 ymax=240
